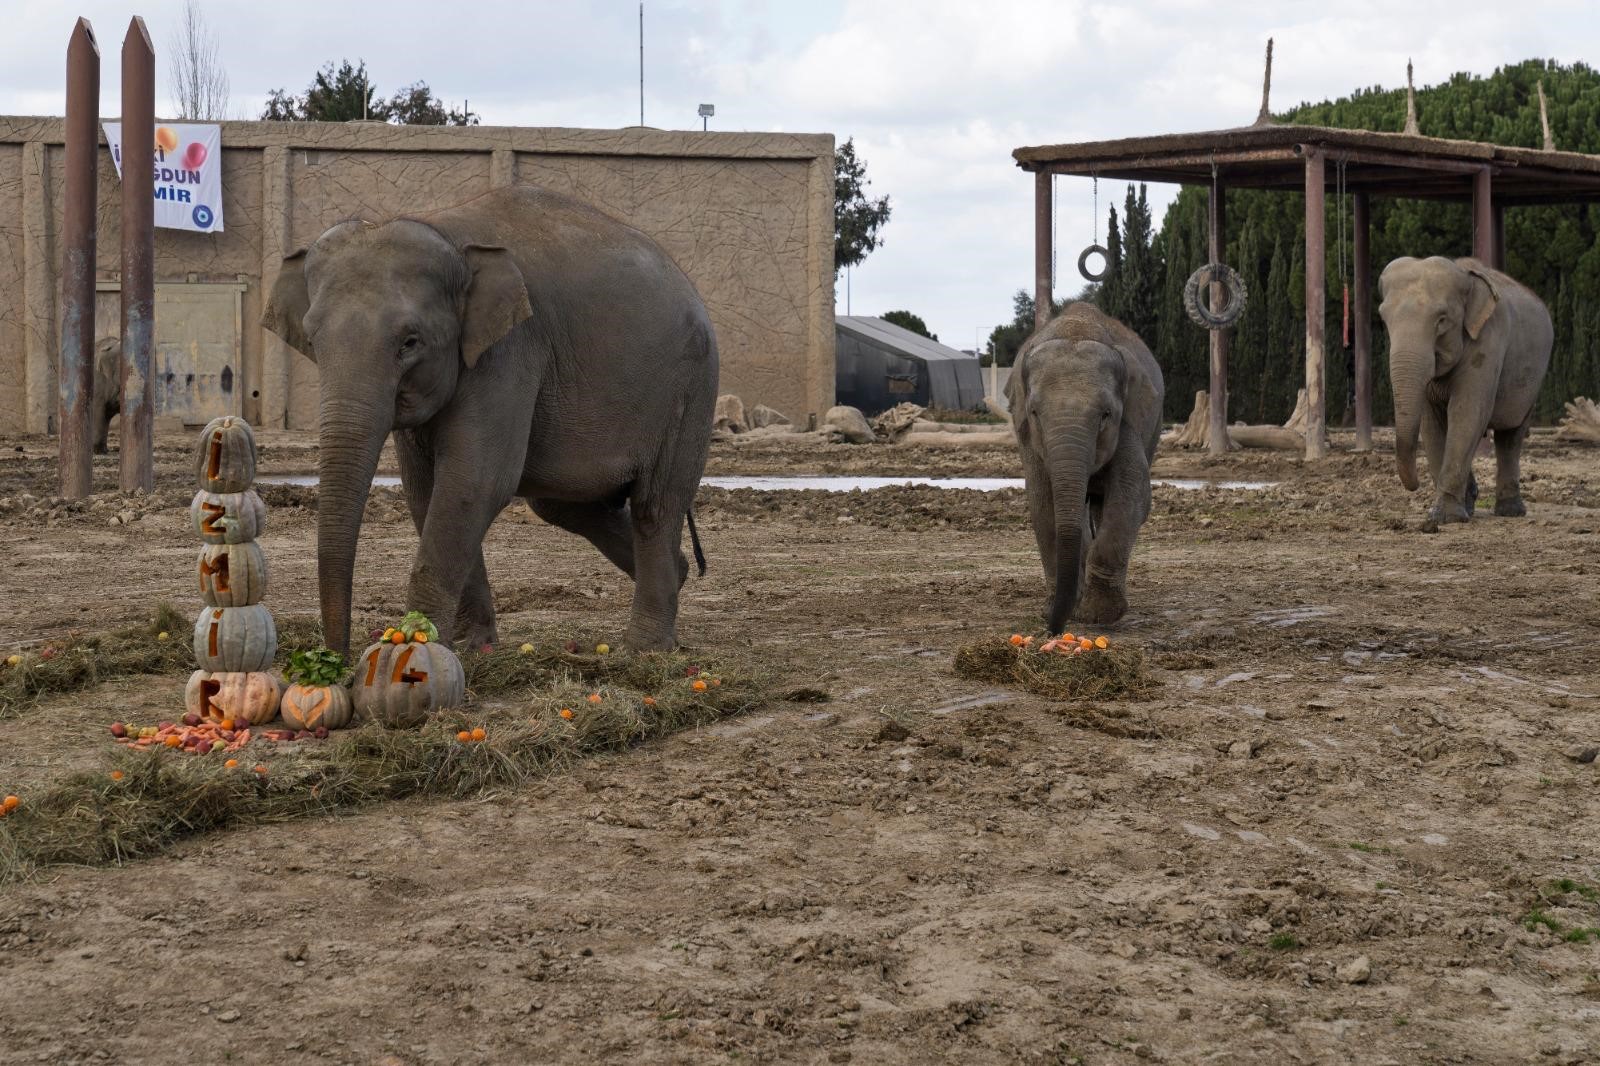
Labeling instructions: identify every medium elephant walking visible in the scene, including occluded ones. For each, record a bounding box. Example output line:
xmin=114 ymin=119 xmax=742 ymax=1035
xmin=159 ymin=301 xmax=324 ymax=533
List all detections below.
xmin=1006 ymin=303 xmax=1164 ymax=631
xmin=1379 ymin=256 xmax=1552 ymax=530
xmin=263 ymin=185 xmax=718 ymax=655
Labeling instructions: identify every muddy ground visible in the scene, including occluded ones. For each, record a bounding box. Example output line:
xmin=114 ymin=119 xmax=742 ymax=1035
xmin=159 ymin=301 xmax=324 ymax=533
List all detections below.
xmin=1 ymin=428 xmax=1598 ymax=1065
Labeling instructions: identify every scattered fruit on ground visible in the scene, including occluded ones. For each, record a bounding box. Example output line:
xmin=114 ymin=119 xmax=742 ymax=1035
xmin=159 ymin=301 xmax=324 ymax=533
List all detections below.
xmin=3 ymin=795 xmax=18 ymax=811
xmin=470 ymin=727 xmax=486 ymax=742
xmin=456 ymin=730 xmax=472 ymax=743
xmin=253 ymin=765 xmax=267 ymax=774
xmin=595 ymin=643 xmax=610 ymax=654
xmin=692 ymin=679 xmax=708 ymax=692
xmin=224 ymin=759 xmax=238 ymax=768
xmin=4 ymin=654 xmax=19 ymax=666
xmin=587 ymin=693 xmax=602 ymax=704
xmin=519 ymin=643 xmax=535 ymax=654
xmin=559 ymin=708 xmax=574 ymax=720
xmin=643 ymin=696 xmax=656 ymax=707
xmin=110 ymin=770 xmax=124 ymax=781
xmin=564 ymin=640 xmax=580 ymax=653
xmin=157 ymin=631 xmax=170 ymax=642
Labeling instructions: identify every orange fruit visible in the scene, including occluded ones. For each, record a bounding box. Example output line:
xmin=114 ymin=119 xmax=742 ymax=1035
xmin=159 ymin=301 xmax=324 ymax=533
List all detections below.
xmin=1095 ymin=636 xmax=1109 ymax=649
xmin=2 ymin=795 xmax=18 ymax=811
xmin=643 ymin=696 xmax=656 ymax=707
xmin=1009 ymin=634 xmax=1025 ymax=646
xmin=711 ymin=678 xmax=721 ymax=687
xmin=253 ymin=764 xmax=267 ymax=774
xmin=692 ymin=679 xmax=708 ymax=692
xmin=456 ymin=730 xmax=472 ymax=742
xmin=224 ymin=758 xmax=238 ymax=768
xmin=470 ymin=727 xmax=486 ymax=742
xmin=415 ymin=631 xmax=429 ymax=644
xmin=586 ymin=693 xmax=602 ymax=704
xmin=163 ymin=735 xmax=182 ymax=748
xmin=219 ymin=718 xmax=235 ymax=731
xmin=559 ymin=708 xmax=574 ymax=720
xmin=110 ymin=770 xmax=124 ymax=781
xmin=390 ymin=631 xmax=405 ymax=645
xmin=1078 ymin=637 xmax=1093 ymax=650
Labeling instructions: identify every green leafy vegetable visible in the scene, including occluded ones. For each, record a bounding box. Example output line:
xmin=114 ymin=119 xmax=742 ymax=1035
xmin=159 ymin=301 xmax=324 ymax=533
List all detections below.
xmin=285 ymin=647 xmax=350 ymax=688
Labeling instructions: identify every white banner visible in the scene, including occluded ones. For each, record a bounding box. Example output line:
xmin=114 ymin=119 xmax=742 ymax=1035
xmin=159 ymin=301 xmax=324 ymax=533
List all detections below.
xmin=103 ymin=122 xmax=224 ymax=233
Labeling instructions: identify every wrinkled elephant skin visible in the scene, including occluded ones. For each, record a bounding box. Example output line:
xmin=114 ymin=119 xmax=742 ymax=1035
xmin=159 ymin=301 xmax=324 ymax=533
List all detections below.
xmin=1379 ymin=256 xmax=1552 ymax=530
xmin=1006 ymin=303 xmax=1164 ymax=632
xmin=262 ymin=185 xmax=718 ymax=655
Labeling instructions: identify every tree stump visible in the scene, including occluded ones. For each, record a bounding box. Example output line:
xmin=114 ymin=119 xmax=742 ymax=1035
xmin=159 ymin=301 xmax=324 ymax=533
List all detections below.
xmin=1166 ymin=390 xmax=1237 ymax=451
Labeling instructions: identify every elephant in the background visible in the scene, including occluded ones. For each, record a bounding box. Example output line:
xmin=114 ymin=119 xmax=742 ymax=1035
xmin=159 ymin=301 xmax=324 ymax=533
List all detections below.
xmin=1006 ymin=302 xmax=1164 ymax=631
xmin=91 ymin=336 xmax=121 ymax=454
xmin=1379 ymin=256 xmax=1552 ymax=530
xmin=262 ymin=185 xmax=719 ymax=655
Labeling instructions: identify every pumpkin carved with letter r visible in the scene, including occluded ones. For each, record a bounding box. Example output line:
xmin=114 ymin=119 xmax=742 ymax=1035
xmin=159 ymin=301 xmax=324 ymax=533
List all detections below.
xmin=194 ymin=415 xmax=257 ymax=494
xmin=185 ymin=670 xmax=281 ymax=725
xmin=353 ymin=613 xmax=464 ymax=727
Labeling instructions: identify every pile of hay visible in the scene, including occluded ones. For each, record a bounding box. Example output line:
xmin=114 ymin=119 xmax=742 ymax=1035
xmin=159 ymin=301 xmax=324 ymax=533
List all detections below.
xmin=0 ymin=604 xmax=193 ymax=718
xmin=0 ymin=632 xmax=776 ymax=883
xmin=953 ymin=637 xmax=1157 ymax=702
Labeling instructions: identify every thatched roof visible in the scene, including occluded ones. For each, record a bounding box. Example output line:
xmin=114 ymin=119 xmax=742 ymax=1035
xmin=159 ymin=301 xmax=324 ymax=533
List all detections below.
xmin=1014 ymin=123 xmax=1600 ymax=204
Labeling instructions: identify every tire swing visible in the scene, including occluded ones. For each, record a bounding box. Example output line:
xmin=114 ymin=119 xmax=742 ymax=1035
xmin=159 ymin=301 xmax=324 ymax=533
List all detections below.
xmin=1182 ymin=261 xmax=1248 ymax=330
xmin=1077 ymin=175 xmax=1110 ymax=283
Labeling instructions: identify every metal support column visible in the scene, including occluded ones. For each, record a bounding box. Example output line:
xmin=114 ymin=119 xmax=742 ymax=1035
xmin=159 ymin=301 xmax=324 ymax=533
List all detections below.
xmin=1303 ymin=148 xmax=1327 ymax=460
xmin=1034 ymin=171 xmax=1052 ymax=333
xmin=1472 ymin=167 xmax=1494 ymax=263
xmin=58 ymin=18 xmax=99 ymax=499
xmin=1207 ymin=173 xmax=1230 ymax=455
xmin=119 ymin=17 xmax=156 ymax=492
xmin=1352 ymin=191 xmax=1372 ymax=452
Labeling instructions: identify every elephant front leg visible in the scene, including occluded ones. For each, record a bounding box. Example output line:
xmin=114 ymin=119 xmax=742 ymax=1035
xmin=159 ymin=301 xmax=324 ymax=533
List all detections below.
xmin=1020 ymin=451 xmax=1059 ymax=628
xmin=1078 ymin=445 xmax=1150 ymax=625
xmin=1425 ymin=390 xmax=1494 ymax=529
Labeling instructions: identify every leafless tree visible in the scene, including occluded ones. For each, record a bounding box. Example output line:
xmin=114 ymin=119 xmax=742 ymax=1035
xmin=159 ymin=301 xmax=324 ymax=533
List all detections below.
xmin=168 ymin=0 xmax=229 ymax=120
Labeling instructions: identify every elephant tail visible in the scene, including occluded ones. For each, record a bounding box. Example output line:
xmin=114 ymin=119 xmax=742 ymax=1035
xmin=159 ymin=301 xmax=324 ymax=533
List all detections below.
xmin=686 ymin=510 xmax=708 ymax=577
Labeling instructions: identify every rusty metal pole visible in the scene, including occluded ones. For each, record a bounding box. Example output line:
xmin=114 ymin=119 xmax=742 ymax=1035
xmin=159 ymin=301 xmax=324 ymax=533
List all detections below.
xmin=1472 ymin=167 xmax=1493 ymax=263
xmin=1352 ymin=191 xmax=1372 ymax=452
xmin=1207 ymin=173 xmax=1229 ymax=455
xmin=1034 ymin=171 xmax=1053 ymax=333
xmin=120 ymin=17 xmax=156 ymax=492
xmin=1304 ymin=148 xmax=1327 ymax=460
xmin=58 ymin=18 xmax=100 ymax=499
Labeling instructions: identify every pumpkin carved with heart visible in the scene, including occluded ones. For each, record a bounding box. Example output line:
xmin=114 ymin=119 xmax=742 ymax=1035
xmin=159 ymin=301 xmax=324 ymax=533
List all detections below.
xmin=185 ymin=670 xmax=281 ymax=725
xmin=279 ymin=647 xmax=354 ymax=730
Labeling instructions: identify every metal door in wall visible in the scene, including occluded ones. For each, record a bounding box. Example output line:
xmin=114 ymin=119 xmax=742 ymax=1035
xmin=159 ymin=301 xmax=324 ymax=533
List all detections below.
xmin=95 ymin=281 xmax=245 ymax=426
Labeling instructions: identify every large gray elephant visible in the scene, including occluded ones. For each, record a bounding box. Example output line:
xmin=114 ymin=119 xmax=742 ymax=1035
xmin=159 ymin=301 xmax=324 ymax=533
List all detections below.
xmin=1005 ymin=302 xmax=1164 ymax=631
xmin=262 ymin=185 xmax=718 ymax=655
xmin=1379 ymin=256 xmax=1552 ymax=530
xmin=91 ymin=336 xmax=121 ymax=454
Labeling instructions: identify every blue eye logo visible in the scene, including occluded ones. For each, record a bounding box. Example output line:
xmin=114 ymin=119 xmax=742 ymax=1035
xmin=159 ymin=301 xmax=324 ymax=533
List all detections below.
xmin=192 ymin=204 xmax=214 ymax=229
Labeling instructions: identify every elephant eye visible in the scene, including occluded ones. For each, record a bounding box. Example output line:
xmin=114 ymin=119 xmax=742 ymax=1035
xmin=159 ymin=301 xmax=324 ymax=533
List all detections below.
xmin=398 ymin=334 xmax=421 ymax=357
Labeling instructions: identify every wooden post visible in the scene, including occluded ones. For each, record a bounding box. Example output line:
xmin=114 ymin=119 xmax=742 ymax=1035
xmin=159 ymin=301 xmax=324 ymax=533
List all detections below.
xmin=1491 ymin=202 xmax=1506 ymax=271
xmin=58 ymin=18 xmax=100 ymax=499
xmin=1303 ymin=148 xmax=1327 ymax=460
xmin=1472 ymin=167 xmax=1493 ymax=263
xmin=1207 ymin=174 xmax=1229 ymax=455
xmin=1034 ymin=171 xmax=1052 ymax=332
xmin=1352 ymin=191 xmax=1372 ymax=452
xmin=119 ymin=17 xmax=156 ymax=492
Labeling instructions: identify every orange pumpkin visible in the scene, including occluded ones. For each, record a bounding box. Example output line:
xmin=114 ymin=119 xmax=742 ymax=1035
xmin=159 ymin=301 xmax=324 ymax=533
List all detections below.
xmin=280 ymin=682 xmax=354 ymax=731
xmin=352 ymin=640 xmax=465 ymax=728
xmin=185 ymin=670 xmax=281 ymax=725
xmin=194 ymin=416 xmax=257 ymax=493
xmin=197 ymin=542 xmax=269 ymax=608
xmin=192 ymin=605 xmax=276 ymax=671
xmin=191 ymin=489 xmax=266 ymax=544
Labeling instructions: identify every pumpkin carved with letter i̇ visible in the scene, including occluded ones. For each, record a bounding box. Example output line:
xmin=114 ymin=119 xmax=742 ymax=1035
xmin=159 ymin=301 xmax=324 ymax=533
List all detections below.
xmin=194 ymin=416 xmax=257 ymax=494
xmin=353 ymin=615 xmax=464 ymax=727
xmin=192 ymin=604 xmax=276 ymax=672
xmin=279 ymin=648 xmax=354 ymax=731
xmin=185 ymin=670 xmax=281 ymax=725
xmin=191 ymin=489 xmax=266 ymax=544
xmin=197 ymin=541 xmax=268 ymax=608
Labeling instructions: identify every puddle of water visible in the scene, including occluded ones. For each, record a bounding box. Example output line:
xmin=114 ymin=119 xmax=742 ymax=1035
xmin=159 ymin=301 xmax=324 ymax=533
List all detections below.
xmin=256 ymin=473 xmax=1278 ymax=493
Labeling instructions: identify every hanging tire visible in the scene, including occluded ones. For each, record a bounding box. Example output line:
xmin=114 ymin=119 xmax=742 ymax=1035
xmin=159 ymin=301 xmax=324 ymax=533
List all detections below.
xmin=1183 ymin=262 xmax=1248 ymax=330
xmin=1077 ymin=244 xmax=1110 ymax=282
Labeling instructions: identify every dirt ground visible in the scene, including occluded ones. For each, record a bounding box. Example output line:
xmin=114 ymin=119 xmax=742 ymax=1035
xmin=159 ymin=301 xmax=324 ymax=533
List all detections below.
xmin=1 ymin=427 xmax=1599 ymax=1065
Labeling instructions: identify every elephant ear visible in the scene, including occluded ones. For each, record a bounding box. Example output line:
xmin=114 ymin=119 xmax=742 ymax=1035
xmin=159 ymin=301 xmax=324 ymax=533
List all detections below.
xmin=459 ymin=244 xmax=534 ymax=368
xmin=1464 ymin=267 xmax=1500 ymax=340
xmin=261 ymin=249 xmax=314 ymax=360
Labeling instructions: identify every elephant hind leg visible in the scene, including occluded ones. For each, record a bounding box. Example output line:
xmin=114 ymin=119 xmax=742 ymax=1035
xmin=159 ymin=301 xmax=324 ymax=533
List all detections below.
xmin=622 ymin=496 xmax=688 ymax=652
xmin=1492 ymin=423 xmax=1530 ymax=517
xmin=529 ymin=497 xmax=638 ymax=579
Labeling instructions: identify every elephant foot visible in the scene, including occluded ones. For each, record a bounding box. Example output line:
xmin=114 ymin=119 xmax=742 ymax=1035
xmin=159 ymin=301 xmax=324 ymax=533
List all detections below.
xmin=457 ymin=622 xmax=497 ymax=654
xmin=1077 ymin=582 xmax=1128 ymax=626
xmin=1424 ymin=501 xmax=1471 ymax=531
xmin=1493 ymin=496 xmax=1527 ymax=518
xmin=623 ymin=622 xmax=678 ymax=654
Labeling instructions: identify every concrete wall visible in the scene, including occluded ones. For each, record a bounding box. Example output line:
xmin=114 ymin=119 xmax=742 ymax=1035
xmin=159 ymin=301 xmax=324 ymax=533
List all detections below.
xmin=0 ymin=117 xmax=835 ymax=435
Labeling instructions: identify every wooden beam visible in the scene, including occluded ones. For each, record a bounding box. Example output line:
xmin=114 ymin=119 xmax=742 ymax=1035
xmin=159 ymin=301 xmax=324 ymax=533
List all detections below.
xmin=1034 ymin=171 xmax=1052 ymax=332
xmin=1304 ymin=149 xmax=1327 ymax=460
xmin=1207 ymin=175 xmax=1230 ymax=456
xmin=1352 ymin=191 xmax=1373 ymax=452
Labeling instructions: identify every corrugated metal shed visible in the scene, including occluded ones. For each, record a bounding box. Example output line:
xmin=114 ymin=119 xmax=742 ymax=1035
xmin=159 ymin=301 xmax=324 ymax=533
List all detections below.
xmin=835 ymin=316 xmax=985 ymax=416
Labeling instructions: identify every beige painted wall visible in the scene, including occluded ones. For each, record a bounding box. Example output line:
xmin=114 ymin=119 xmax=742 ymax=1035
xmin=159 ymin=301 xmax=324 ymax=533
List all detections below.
xmin=0 ymin=117 xmax=835 ymax=435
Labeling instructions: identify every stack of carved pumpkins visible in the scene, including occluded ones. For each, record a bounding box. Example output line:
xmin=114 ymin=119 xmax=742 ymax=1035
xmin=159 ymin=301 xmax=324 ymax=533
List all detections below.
xmin=185 ymin=416 xmax=281 ymax=726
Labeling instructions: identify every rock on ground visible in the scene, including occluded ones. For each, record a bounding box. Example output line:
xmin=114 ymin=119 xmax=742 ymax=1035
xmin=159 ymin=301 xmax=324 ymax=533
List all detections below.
xmin=823 ymin=405 xmax=876 ymax=445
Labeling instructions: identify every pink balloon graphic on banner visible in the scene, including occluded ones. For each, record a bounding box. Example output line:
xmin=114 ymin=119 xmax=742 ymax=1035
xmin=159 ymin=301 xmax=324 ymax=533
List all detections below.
xmin=182 ymin=141 xmax=208 ymax=170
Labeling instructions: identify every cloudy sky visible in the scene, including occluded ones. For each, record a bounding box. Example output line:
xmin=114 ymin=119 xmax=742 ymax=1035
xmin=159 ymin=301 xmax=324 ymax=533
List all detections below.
xmin=4 ymin=1 xmax=1595 ymax=349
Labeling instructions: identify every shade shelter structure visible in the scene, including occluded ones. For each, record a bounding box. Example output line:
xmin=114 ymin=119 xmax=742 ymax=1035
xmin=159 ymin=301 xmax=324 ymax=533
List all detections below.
xmin=835 ymin=315 xmax=986 ymax=415
xmin=1013 ymin=122 xmax=1600 ymax=459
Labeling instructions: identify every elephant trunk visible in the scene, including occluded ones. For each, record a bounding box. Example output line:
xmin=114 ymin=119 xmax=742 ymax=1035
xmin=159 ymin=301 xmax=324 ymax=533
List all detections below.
xmin=1044 ymin=431 xmax=1092 ymax=635
xmin=316 ymin=392 xmax=390 ymax=655
xmin=1389 ymin=343 xmax=1433 ymax=492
